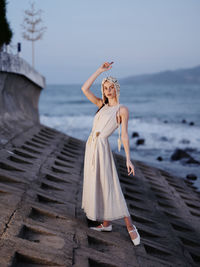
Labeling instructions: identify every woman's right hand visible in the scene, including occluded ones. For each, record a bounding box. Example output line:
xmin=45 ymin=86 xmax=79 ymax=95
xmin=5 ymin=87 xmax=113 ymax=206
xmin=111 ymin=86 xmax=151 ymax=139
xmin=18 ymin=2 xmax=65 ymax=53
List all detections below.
xmin=98 ymin=61 xmax=114 ymax=73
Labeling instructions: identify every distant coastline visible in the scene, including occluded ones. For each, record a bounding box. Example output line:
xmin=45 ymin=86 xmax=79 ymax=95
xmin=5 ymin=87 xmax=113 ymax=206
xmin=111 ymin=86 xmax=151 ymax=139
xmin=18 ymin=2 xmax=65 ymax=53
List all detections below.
xmin=119 ymin=65 xmax=200 ymax=85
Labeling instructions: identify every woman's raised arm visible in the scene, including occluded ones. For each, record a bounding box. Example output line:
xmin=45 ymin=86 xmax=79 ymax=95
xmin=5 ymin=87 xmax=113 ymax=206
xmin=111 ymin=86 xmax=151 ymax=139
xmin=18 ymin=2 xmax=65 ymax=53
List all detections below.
xmin=81 ymin=62 xmax=113 ymax=108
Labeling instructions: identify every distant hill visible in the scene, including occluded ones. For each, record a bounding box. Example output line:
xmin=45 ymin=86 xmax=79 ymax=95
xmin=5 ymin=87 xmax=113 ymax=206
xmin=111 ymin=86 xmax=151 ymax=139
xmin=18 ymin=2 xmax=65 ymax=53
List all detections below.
xmin=119 ymin=65 xmax=200 ymax=85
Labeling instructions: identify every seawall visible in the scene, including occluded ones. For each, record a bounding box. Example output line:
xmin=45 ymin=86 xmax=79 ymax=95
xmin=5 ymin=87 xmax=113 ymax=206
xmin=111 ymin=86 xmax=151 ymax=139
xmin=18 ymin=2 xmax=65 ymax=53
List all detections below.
xmin=0 ymin=52 xmax=45 ymax=146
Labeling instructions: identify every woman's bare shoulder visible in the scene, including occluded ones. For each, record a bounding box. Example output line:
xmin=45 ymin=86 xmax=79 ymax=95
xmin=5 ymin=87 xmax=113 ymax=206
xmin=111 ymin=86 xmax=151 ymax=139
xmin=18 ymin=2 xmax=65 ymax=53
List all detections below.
xmin=119 ymin=104 xmax=129 ymax=115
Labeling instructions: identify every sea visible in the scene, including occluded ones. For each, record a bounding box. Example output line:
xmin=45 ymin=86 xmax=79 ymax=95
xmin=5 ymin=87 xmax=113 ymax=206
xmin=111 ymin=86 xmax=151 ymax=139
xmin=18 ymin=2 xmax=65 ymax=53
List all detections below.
xmin=38 ymin=83 xmax=200 ymax=190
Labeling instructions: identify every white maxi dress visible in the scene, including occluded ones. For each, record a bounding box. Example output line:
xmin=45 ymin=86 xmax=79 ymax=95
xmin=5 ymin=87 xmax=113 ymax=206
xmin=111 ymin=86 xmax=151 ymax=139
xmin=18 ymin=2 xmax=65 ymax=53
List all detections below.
xmin=81 ymin=103 xmax=130 ymax=221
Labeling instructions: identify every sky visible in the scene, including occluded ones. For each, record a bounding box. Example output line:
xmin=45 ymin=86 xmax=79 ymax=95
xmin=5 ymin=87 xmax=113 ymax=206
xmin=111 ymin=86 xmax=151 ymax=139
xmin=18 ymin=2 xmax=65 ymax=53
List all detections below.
xmin=6 ymin=0 xmax=200 ymax=84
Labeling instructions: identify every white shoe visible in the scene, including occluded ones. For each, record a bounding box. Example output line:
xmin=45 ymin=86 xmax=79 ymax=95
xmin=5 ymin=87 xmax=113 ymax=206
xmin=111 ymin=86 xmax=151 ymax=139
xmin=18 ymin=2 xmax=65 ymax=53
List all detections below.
xmin=128 ymin=224 xmax=140 ymax=246
xmin=90 ymin=223 xmax=112 ymax=232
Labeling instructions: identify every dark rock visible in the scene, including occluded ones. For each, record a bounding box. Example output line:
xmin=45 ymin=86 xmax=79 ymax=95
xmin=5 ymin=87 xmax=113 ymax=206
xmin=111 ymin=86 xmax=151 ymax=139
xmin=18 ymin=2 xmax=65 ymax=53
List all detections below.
xmin=186 ymin=173 xmax=197 ymax=181
xmin=132 ymin=132 xmax=139 ymax=138
xmin=171 ymin=149 xmax=199 ymax=165
xmin=189 ymin=121 xmax=195 ymax=126
xmin=182 ymin=119 xmax=187 ymax=123
xmin=157 ymin=156 xmax=163 ymax=161
xmin=163 ymin=120 xmax=168 ymax=123
xmin=136 ymin=138 xmax=145 ymax=145
xmin=186 ymin=157 xmax=200 ymax=164
xmin=171 ymin=149 xmax=191 ymax=160
xmin=180 ymin=139 xmax=190 ymax=144
xmin=160 ymin=136 xmax=168 ymax=141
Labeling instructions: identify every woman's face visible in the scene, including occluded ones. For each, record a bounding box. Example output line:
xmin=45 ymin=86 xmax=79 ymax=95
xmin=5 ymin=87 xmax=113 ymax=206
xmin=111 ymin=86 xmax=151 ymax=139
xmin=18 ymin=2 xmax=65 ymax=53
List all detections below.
xmin=103 ymin=81 xmax=117 ymax=100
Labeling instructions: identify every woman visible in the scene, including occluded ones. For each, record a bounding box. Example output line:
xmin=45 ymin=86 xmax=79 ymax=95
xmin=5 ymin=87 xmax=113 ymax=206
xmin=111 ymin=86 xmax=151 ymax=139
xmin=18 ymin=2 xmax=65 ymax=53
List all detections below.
xmin=81 ymin=61 xmax=140 ymax=246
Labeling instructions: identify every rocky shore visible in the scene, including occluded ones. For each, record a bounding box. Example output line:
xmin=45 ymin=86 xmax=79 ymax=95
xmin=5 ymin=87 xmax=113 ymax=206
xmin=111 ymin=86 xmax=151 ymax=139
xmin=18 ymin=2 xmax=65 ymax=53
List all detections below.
xmin=0 ymin=52 xmax=200 ymax=266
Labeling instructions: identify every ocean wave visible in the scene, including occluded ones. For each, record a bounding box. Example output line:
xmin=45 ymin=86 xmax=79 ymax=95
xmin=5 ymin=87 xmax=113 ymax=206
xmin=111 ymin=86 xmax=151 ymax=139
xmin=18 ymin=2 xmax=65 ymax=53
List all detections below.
xmin=40 ymin=114 xmax=200 ymax=152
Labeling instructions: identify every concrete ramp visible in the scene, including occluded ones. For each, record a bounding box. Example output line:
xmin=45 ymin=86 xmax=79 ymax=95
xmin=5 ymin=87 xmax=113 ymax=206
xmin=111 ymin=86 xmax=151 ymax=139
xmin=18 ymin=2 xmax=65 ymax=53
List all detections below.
xmin=0 ymin=124 xmax=200 ymax=266
xmin=0 ymin=52 xmax=200 ymax=266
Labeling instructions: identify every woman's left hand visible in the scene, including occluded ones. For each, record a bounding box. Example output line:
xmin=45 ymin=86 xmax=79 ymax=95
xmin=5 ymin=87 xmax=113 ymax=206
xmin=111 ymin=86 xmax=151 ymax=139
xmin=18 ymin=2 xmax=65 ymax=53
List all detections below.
xmin=126 ymin=159 xmax=135 ymax=176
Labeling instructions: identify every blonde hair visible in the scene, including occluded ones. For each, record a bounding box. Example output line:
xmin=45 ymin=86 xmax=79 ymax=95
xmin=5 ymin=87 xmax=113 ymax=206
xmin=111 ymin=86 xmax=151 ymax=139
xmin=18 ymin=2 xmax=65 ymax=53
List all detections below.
xmin=101 ymin=76 xmax=121 ymax=152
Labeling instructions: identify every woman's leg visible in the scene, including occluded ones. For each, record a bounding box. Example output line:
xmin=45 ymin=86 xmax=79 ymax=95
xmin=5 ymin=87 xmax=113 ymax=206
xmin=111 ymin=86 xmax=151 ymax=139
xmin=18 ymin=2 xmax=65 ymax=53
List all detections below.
xmin=96 ymin=220 xmax=111 ymax=228
xmin=124 ymin=216 xmax=138 ymax=239
xmin=102 ymin=220 xmax=111 ymax=226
